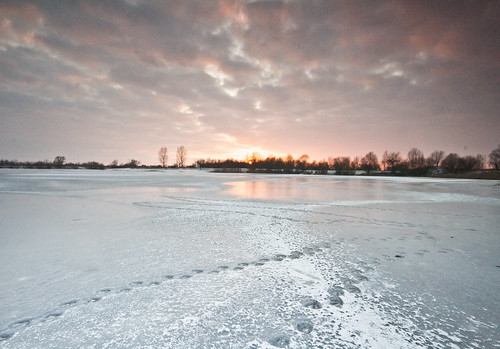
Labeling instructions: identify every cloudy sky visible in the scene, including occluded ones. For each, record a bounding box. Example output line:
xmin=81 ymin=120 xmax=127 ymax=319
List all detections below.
xmin=1 ymin=0 xmax=499 ymax=165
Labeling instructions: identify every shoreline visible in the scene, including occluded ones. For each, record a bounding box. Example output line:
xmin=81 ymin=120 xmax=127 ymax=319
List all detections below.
xmin=1 ymin=166 xmax=499 ymax=180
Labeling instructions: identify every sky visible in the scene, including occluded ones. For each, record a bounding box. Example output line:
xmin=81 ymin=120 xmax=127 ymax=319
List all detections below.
xmin=1 ymin=0 xmax=499 ymax=165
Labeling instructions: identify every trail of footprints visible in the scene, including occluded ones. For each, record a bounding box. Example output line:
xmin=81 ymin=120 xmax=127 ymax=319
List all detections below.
xmin=0 ymin=242 xmax=371 ymax=344
xmin=267 ymin=261 xmax=371 ymax=347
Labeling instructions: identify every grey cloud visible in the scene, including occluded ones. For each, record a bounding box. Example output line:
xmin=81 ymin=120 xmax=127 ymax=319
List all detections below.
xmin=1 ymin=0 xmax=499 ymax=164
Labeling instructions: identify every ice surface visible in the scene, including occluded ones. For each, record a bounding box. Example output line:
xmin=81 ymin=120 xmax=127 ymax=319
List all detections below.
xmin=0 ymin=169 xmax=499 ymax=348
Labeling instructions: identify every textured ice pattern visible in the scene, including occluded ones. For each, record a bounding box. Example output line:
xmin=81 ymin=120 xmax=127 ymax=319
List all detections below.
xmin=0 ymin=169 xmax=499 ymax=348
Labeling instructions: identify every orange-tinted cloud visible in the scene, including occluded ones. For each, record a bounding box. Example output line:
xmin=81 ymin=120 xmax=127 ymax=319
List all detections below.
xmin=0 ymin=0 xmax=499 ymax=164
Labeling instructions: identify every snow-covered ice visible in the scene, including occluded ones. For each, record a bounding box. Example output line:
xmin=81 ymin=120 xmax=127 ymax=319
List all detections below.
xmin=0 ymin=169 xmax=499 ymax=348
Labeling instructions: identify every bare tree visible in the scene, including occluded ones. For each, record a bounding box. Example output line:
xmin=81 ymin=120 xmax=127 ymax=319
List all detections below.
xmin=457 ymin=155 xmax=483 ymax=172
xmin=381 ymin=152 xmax=388 ymax=171
xmin=382 ymin=151 xmax=402 ymax=172
xmin=298 ymin=154 xmax=309 ymax=163
xmin=442 ymin=153 xmax=459 ymax=172
xmin=489 ymin=144 xmax=500 ymax=170
xmin=427 ymin=150 xmax=445 ymax=167
xmin=360 ymin=152 xmax=380 ymax=174
xmin=333 ymin=157 xmax=351 ymax=175
xmin=327 ymin=156 xmax=335 ymax=169
xmin=351 ymin=156 xmax=361 ymax=170
xmin=176 ymin=145 xmax=187 ymax=168
xmin=475 ymin=154 xmax=485 ymax=170
xmin=158 ymin=147 xmax=168 ymax=168
xmin=407 ymin=148 xmax=425 ymax=169
xmin=296 ymin=154 xmax=309 ymax=172
xmin=249 ymin=152 xmax=262 ymax=164
xmin=284 ymin=154 xmax=295 ymax=172
xmin=441 ymin=154 xmax=485 ymax=172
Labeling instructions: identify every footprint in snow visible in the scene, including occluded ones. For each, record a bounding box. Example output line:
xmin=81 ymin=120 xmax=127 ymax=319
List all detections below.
xmin=0 ymin=333 xmax=13 ymax=341
xmin=345 ymin=284 xmax=361 ymax=294
xmin=11 ymin=319 xmax=31 ymax=327
xmin=268 ymin=335 xmax=290 ymax=348
xmin=296 ymin=320 xmax=314 ymax=333
xmin=45 ymin=312 xmax=63 ymax=319
xmin=1 ymin=241 xmax=342 ymax=343
xmin=304 ymin=299 xmax=322 ymax=309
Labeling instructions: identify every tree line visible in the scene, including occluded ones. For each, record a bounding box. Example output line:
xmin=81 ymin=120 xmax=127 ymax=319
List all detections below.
xmin=197 ymin=145 xmax=500 ymax=176
xmin=0 ymin=157 xmax=107 ymax=170
xmin=0 ymin=145 xmax=190 ymax=170
xmin=1 ymin=145 xmax=499 ymax=176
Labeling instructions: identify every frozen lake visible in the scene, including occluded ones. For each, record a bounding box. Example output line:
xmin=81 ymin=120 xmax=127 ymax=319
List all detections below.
xmin=0 ymin=169 xmax=499 ymax=348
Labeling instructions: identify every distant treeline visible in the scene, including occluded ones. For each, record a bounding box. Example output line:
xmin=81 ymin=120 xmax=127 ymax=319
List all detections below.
xmin=1 ymin=145 xmax=499 ymax=177
xmin=197 ymin=155 xmax=330 ymax=174
xmin=0 ymin=157 xmax=195 ymax=170
xmin=0 ymin=158 xmax=107 ymax=170
xmin=198 ymin=145 xmax=500 ymax=176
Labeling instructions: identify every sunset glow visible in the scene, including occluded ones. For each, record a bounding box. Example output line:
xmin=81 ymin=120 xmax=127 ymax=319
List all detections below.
xmin=1 ymin=1 xmax=499 ymax=165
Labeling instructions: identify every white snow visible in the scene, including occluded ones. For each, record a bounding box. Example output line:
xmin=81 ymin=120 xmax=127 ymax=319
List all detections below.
xmin=0 ymin=169 xmax=499 ymax=348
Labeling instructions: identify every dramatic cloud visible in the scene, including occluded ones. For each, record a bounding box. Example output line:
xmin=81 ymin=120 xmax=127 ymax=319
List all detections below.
xmin=1 ymin=0 xmax=499 ymax=164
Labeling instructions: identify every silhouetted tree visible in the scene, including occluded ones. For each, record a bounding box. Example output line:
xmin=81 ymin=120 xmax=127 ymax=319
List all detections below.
xmin=123 ymin=159 xmax=140 ymax=168
xmin=360 ymin=152 xmax=380 ymax=174
xmin=442 ymin=153 xmax=459 ymax=173
xmin=351 ymin=156 xmax=361 ymax=171
xmin=315 ymin=160 xmax=330 ymax=174
xmin=407 ymin=148 xmax=425 ymax=169
xmin=333 ymin=157 xmax=351 ymax=175
xmin=427 ymin=150 xmax=445 ymax=167
xmin=441 ymin=153 xmax=485 ymax=173
xmin=381 ymin=153 xmax=388 ymax=171
xmin=262 ymin=156 xmax=277 ymax=172
xmin=308 ymin=160 xmax=317 ymax=172
xmin=489 ymin=145 xmax=500 ymax=170
xmin=327 ymin=157 xmax=335 ymax=170
xmin=457 ymin=155 xmax=484 ymax=172
xmin=158 ymin=147 xmax=168 ymax=168
xmin=274 ymin=156 xmax=285 ymax=172
xmin=475 ymin=154 xmax=485 ymax=170
xmin=395 ymin=160 xmax=410 ymax=174
xmin=382 ymin=151 xmax=402 ymax=173
xmin=246 ymin=152 xmax=262 ymax=170
xmin=176 ymin=146 xmax=187 ymax=167
xmin=53 ymin=156 xmax=66 ymax=168
xmin=284 ymin=154 xmax=295 ymax=172
xmin=296 ymin=154 xmax=309 ymax=172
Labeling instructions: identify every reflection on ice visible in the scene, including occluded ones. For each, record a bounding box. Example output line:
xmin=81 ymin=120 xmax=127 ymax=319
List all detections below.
xmin=225 ymin=176 xmax=400 ymax=202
